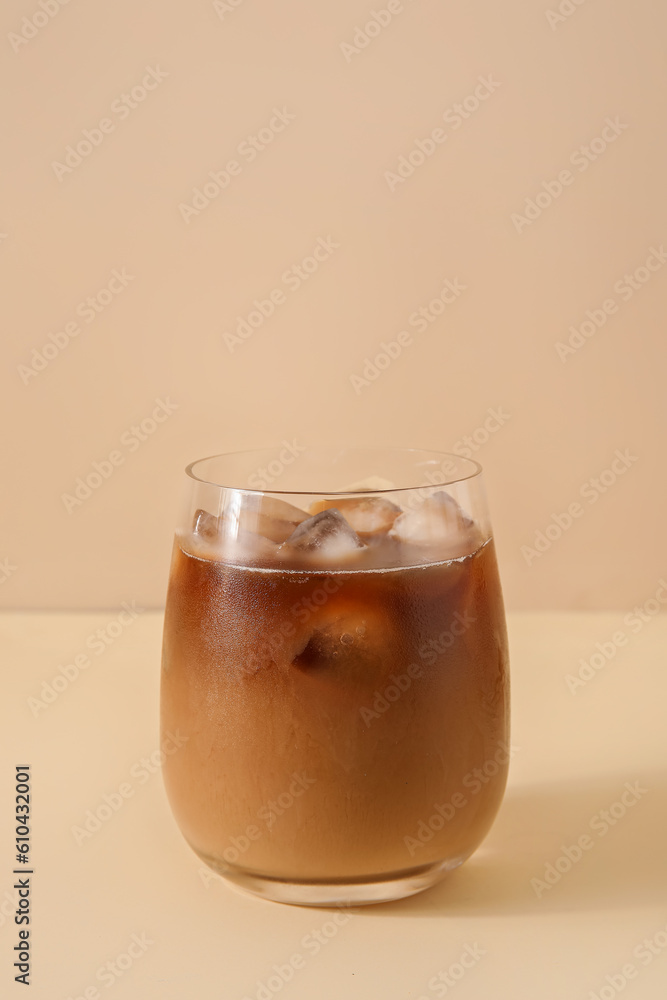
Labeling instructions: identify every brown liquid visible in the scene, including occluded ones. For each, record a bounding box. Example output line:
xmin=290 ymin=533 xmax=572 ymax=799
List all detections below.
xmin=161 ymin=537 xmax=509 ymax=881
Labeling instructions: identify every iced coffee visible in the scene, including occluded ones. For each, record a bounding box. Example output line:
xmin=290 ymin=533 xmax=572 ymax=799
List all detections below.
xmin=161 ymin=452 xmax=509 ymax=905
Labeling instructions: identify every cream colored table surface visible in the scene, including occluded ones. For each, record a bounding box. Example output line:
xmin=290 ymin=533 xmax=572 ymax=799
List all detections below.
xmin=2 ymin=611 xmax=666 ymax=1000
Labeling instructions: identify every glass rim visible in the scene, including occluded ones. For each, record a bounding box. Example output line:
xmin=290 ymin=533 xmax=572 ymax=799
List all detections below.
xmin=185 ymin=447 xmax=483 ymax=496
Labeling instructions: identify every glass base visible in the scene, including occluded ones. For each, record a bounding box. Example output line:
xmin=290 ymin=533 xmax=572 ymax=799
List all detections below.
xmin=199 ymin=854 xmax=466 ymax=907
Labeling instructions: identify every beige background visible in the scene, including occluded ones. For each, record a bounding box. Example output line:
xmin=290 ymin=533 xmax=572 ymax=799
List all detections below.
xmin=2 ymin=0 xmax=666 ymax=610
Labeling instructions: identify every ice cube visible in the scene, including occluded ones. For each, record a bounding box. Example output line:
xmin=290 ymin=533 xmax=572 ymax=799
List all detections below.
xmin=236 ymin=495 xmax=308 ymax=544
xmin=279 ymin=509 xmax=365 ymax=562
xmin=225 ymin=526 xmax=279 ymax=563
xmin=294 ymin=618 xmax=369 ymax=669
xmin=308 ymin=496 xmax=401 ymax=537
xmin=190 ymin=507 xmax=278 ymax=563
xmin=389 ymin=491 xmax=481 ymax=556
xmin=292 ymin=602 xmax=391 ymax=673
xmin=188 ymin=508 xmax=223 ymax=559
xmin=192 ymin=508 xmax=222 ymax=540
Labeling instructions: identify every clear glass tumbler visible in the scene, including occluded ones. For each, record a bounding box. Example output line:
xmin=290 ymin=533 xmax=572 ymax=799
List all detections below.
xmin=161 ymin=447 xmax=510 ymax=906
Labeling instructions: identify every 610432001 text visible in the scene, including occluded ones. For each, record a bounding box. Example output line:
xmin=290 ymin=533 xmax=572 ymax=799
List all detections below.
xmin=13 ymin=765 xmax=32 ymax=985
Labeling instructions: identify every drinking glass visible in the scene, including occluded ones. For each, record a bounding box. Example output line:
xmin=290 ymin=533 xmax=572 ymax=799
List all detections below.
xmin=161 ymin=447 xmax=510 ymax=906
